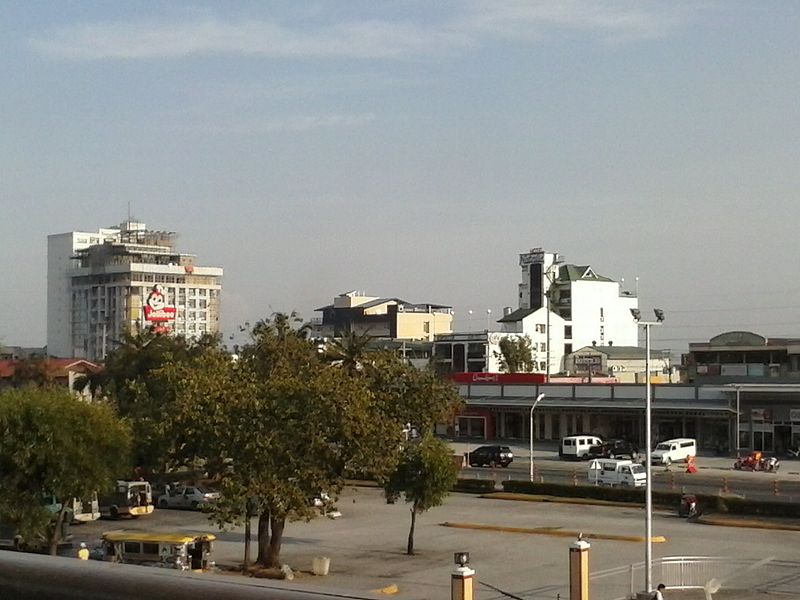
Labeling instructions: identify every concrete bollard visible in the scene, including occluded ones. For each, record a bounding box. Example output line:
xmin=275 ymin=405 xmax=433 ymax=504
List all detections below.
xmin=669 ymin=471 xmax=676 ymax=490
xmin=569 ymin=537 xmax=590 ymax=600
xmin=572 ymin=469 xmax=578 ymax=487
xmin=451 ymin=554 xmax=474 ymax=600
xmin=773 ymin=479 xmax=780 ymax=496
xmin=721 ymin=477 xmax=729 ymax=494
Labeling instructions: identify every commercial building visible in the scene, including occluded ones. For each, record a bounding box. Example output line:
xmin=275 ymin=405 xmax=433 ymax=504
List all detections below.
xmin=313 ymin=291 xmax=453 ymax=341
xmin=47 ymin=220 xmax=223 ymax=361
xmin=564 ymin=345 xmax=674 ymax=383
xmin=435 ymin=248 xmax=640 ymax=376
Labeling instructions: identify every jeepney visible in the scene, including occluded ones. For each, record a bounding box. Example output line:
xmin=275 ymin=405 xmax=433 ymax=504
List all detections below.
xmin=101 ymin=530 xmax=215 ymax=571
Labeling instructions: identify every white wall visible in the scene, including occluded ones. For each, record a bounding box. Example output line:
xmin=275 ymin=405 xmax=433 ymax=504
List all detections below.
xmin=569 ymin=280 xmax=638 ymax=350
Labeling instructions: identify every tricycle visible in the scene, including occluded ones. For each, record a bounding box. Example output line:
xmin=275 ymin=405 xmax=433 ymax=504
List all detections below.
xmin=733 ymin=451 xmax=780 ymax=472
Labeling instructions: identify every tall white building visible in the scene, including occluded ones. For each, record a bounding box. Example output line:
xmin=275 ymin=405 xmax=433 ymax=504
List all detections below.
xmin=508 ymin=248 xmax=638 ymax=373
xmin=47 ymin=221 xmax=223 ymax=360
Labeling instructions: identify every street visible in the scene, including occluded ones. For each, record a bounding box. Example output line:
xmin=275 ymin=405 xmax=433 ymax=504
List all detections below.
xmin=450 ymin=443 xmax=800 ymax=502
xmin=65 ymin=486 xmax=800 ymax=600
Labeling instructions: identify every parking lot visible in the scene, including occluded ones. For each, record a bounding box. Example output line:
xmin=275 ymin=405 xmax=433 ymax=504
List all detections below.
xmin=68 ymin=486 xmax=800 ymax=600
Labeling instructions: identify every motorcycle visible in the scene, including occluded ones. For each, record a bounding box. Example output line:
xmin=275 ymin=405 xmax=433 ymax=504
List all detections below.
xmin=678 ymin=494 xmax=699 ymax=519
xmin=733 ymin=451 xmax=780 ymax=472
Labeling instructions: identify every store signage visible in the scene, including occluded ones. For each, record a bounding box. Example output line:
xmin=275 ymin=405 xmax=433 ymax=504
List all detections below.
xmin=575 ymin=356 xmax=602 ymax=366
xmin=520 ymin=250 xmax=545 ymax=266
xmin=790 ymin=409 xmax=800 ymax=423
xmin=751 ymin=408 xmax=772 ymax=422
xmin=143 ymin=284 xmax=176 ymax=322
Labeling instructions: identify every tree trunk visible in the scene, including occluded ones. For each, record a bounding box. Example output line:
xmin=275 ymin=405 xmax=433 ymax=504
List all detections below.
xmin=406 ymin=507 xmax=417 ymax=555
xmin=256 ymin=509 xmax=270 ymax=565
xmin=48 ymin=505 xmax=68 ymax=556
xmin=243 ymin=505 xmax=252 ymax=568
xmin=264 ymin=514 xmax=285 ymax=568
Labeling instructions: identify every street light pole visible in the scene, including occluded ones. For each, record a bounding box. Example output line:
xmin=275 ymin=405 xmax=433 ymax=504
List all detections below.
xmin=529 ymin=393 xmax=545 ymax=481
xmin=631 ymin=308 xmax=664 ymax=596
xmin=735 ymin=384 xmax=741 ymax=456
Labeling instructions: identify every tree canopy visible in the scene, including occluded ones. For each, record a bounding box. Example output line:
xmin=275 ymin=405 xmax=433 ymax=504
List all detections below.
xmin=384 ymin=434 xmax=458 ymax=555
xmin=0 ymin=387 xmax=131 ymax=554
xmin=495 ymin=335 xmax=536 ymax=373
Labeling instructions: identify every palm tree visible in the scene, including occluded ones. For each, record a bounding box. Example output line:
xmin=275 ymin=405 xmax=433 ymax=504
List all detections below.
xmin=323 ymin=329 xmax=374 ymax=375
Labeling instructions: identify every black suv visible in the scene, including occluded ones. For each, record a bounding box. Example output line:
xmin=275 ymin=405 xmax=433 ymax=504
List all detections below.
xmin=468 ymin=445 xmax=513 ymax=468
xmin=587 ymin=439 xmax=639 ymax=460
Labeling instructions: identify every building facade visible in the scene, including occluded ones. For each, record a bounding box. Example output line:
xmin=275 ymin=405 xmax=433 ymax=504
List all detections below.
xmin=47 ymin=221 xmax=223 ymax=361
xmin=564 ymin=345 xmax=674 ymax=384
xmin=313 ymin=291 xmax=453 ymax=341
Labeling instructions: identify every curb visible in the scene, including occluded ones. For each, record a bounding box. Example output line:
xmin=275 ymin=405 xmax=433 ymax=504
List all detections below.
xmin=697 ymin=515 xmax=800 ymax=532
xmin=482 ymin=492 xmax=640 ymax=509
xmin=441 ymin=521 xmax=666 ymax=543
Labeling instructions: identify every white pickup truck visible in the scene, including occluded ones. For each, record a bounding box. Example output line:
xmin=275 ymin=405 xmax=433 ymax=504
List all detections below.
xmin=588 ymin=459 xmax=647 ymax=487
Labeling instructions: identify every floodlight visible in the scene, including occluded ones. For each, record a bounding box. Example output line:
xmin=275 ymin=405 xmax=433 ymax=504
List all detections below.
xmin=654 ymin=309 xmax=665 ymax=323
xmin=630 ymin=308 xmax=641 ymax=321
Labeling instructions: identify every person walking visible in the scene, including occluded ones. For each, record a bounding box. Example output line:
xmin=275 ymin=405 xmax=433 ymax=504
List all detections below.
xmin=653 ymin=583 xmax=666 ymax=600
xmin=77 ymin=542 xmax=90 ymax=560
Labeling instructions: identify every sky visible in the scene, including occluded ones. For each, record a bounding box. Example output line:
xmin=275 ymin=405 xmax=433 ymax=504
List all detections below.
xmin=2 ymin=1 xmax=800 ymax=353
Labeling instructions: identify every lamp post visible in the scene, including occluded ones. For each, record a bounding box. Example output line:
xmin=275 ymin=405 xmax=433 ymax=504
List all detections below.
xmin=486 ymin=308 xmax=492 ymax=332
xmin=735 ymin=384 xmax=741 ymax=456
xmin=529 ymin=393 xmax=545 ymax=481
xmin=631 ymin=307 xmax=664 ymax=596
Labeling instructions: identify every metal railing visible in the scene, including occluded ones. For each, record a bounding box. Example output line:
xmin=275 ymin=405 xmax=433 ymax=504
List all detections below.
xmin=590 ymin=556 xmax=800 ymax=599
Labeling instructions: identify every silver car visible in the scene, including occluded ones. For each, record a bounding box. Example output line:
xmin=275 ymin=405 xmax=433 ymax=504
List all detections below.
xmin=157 ymin=485 xmax=220 ymax=510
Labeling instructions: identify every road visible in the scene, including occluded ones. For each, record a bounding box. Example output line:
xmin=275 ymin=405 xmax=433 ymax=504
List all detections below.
xmin=64 ymin=486 xmax=800 ymax=600
xmin=451 ymin=443 xmax=800 ymax=502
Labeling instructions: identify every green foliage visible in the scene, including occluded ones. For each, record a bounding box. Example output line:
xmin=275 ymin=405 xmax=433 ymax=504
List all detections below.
xmin=453 ymin=478 xmax=497 ymax=493
xmin=96 ymin=330 xmax=226 ymax=472
xmin=384 ymin=434 xmax=458 ymax=554
xmin=500 ymin=481 xmax=800 ymax=518
xmin=9 ymin=357 xmax=53 ymax=387
xmin=0 ymin=387 xmax=131 ymax=553
xmin=323 ymin=329 xmax=374 ymax=375
xmin=494 ymin=336 xmax=535 ymax=373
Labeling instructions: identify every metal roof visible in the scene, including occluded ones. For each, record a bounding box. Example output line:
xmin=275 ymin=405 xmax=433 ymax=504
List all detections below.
xmin=466 ymin=396 xmax=734 ymax=413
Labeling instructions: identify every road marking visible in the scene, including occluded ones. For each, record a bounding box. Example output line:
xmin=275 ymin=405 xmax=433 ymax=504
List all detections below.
xmin=441 ymin=522 xmax=666 ymax=543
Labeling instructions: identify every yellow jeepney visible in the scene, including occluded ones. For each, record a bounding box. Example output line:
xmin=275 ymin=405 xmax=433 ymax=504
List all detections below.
xmin=101 ymin=530 xmax=215 ymax=571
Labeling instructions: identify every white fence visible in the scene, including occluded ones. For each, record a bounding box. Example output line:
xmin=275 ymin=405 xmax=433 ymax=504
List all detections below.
xmin=590 ymin=556 xmax=800 ymax=599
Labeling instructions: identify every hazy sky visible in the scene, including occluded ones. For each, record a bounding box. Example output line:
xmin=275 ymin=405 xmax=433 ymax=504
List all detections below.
xmin=3 ymin=1 xmax=800 ymax=352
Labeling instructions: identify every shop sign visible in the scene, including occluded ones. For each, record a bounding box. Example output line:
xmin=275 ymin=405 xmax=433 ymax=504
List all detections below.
xmin=143 ymin=284 xmax=176 ymax=322
xmin=751 ymin=408 xmax=772 ymax=422
xmin=790 ymin=409 xmax=800 ymax=423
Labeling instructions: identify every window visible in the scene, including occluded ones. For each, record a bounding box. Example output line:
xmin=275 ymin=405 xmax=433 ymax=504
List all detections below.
xmin=142 ymin=543 xmax=159 ymax=555
xmin=539 ymin=343 xmax=546 ymax=352
xmin=600 ymin=307 xmax=604 ymax=318
xmin=564 ymin=344 xmax=572 ymax=355
xmin=124 ymin=542 xmax=140 ymax=554
xmin=564 ymin=325 xmax=572 ymax=339
xmin=535 ymin=324 xmax=546 ymax=333
xmin=539 ymin=361 xmax=546 ymax=370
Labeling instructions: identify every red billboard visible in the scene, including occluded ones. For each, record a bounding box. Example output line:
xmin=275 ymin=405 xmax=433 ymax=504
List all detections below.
xmin=449 ymin=372 xmax=546 ymax=384
xmin=143 ymin=285 xmax=176 ymax=323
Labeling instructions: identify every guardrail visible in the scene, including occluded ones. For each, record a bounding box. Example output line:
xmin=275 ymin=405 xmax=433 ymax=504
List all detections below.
xmin=590 ymin=556 xmax=800 ymax=599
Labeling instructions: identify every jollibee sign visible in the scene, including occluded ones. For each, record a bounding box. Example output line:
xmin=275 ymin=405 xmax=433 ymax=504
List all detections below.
xmin=143 ymin=284 xmax=176 ymax=322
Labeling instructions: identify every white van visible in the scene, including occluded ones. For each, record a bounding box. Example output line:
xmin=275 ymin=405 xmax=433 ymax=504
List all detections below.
xmin=588 ymin=459 xmax=647 ymax=487
xmin=650 ymin=438 xmax=696 ymax=466
xmin=560 ymin=435 xmax=603 ymax=460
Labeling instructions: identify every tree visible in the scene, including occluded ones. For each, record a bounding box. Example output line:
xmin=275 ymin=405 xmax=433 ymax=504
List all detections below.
xmin=384 ymin=434 xmax=458 ymax=555
xmin=494 ymin=335 xmax=535 ymax=373
xmin=0 ymin=387 xmax=131 ymax=554
xmin=10 ymin=357 xmax=53 ymax=387
xmin=86 ymin=329 xmax=225 ymax=473
xmin=323 ymin=329 xmax=374 ymax=374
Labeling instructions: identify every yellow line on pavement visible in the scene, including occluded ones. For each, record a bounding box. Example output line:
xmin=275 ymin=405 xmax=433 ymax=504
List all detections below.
xmin=441 ymin=521 xmax=666 ymax=543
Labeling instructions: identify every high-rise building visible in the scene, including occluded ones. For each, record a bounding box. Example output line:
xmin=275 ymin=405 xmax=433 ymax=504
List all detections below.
xmin=47 ymin=220 xmax=223 ymax=360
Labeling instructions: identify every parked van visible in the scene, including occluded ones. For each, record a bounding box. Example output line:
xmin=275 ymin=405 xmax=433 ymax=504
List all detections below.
xmin=560 ymin=435 xmax=603 ymax=460
xmin=588 ymin=459 xmax=647 ymax=487
xmin=650 ymin=438 xmax=696 ymax=466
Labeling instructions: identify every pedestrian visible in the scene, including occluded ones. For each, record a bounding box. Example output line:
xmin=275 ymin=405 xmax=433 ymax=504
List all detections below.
xmin=78 ymin=542 xmax=89 ymax=560
xmin=653 ymin=583 xmax=666 ymax=600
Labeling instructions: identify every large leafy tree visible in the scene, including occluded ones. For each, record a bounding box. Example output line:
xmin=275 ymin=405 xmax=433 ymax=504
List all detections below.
xmin=0 ymin=387 xmax=131 ymax=555
xmin=85 ymin=330 xmax=225 ymax=472
xmin=494 ymin=335 xmax=536 ymax=373
xmin=168 ymin=313 xmax=383 ymax=568
xmin=384 ymin=434 xmax=458 ymax=555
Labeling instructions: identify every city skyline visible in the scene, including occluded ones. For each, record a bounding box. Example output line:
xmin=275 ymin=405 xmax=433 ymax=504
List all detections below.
xmin=3 ymin=2 xmax=800 ymax=350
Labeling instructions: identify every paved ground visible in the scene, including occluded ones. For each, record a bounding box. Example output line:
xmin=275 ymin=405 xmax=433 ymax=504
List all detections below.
xmin=68 ymin=486 xmax=800 ymax=600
